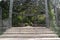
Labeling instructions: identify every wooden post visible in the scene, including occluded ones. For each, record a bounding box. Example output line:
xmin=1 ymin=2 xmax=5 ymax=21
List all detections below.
xmin=9 ymin=0 xmax=13 ymax=27
xmin=45 ymin=0 xmax=49 ymax=27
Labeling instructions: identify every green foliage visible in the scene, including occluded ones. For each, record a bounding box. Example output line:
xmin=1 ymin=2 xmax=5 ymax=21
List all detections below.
xmin=2 ymin=0 xmax=45 ymax=26
xmin=37 ymin=15 xmax=45 ymax=24
xmin=1 ymin=1 xmax=9 ymax=19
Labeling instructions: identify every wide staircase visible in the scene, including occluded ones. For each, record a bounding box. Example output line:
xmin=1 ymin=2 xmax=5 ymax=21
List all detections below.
xmin=0 ymin=26 xmax=58 ymax=38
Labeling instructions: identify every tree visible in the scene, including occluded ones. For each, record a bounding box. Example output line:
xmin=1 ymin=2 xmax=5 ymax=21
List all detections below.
xmin=1 ymin=0 xmax=46 ymax=26
xmin=12 ymin=0 xmax=46 ymax=26
xmin=1 ymin=1 xmax=9 ymax=19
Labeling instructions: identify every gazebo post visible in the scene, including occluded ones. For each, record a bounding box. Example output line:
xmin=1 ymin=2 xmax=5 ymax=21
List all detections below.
xmin=45 ymin=0 xmax=49 ymax=27
xmin=9 ymin=0 xmax=13 ymax=27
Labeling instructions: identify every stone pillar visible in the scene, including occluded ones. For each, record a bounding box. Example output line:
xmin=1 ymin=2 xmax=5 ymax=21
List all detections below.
xmin=0 ymin=7 xmax=2 ymax=27
xmin=9 ymin=0 xmax=13 ymax=27
xmin=54 ymin=0 xmax=59 ymax=30
xmin=45 ymin=0 xmax=49 ymax=27
xmin=54 ymin=0 xmax=59 ymax=27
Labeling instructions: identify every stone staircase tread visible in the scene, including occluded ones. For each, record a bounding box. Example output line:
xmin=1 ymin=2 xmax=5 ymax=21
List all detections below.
xmin=0 ymin=38 xmax=60 ymax=40
xmin=0 ymin=34 xmax=58 ymax=38
xmin=0 ymin=34 xmax=58 ymax=36
xmin=4 ymin=27 xmax=53 ymax=33
xmin=0 ymin=36 xmax=58 ymax=38
xmin=4 ymin=32 xmax=55 ymax=34
xmin=4 ymin=31 xmax=55 ymax=34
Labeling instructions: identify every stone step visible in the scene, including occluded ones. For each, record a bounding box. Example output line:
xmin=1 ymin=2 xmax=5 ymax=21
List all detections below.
xmin=0 ymin=27 xmax=58 ymax=38
xmin=4 ymin=31 xmax=54 ymax=34
xmin=0 ymin=38 xmax=60 ymax=40
xmin=4 ymin=27 xmax=54 ymax=34
xmin=0 ymin=27 xmax=49 ymax=29
xmin=0 ymin=27 xmax=50 ymax=29
xmin=0 ymin=33 xmax=58 ymax=38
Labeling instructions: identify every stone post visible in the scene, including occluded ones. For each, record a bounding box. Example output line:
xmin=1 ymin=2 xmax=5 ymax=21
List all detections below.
xmin=53 ymin=0 xmax=59 ymax=28
xmin=54 ymin=0 xmax=59 ymax=26
xmin=45 ymin=0 xmax=49 ymax=27
xmin=9 ymin=0 xmax=13 ymax=27
xmin=0 ymin=7 xmax=2 ymax=27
